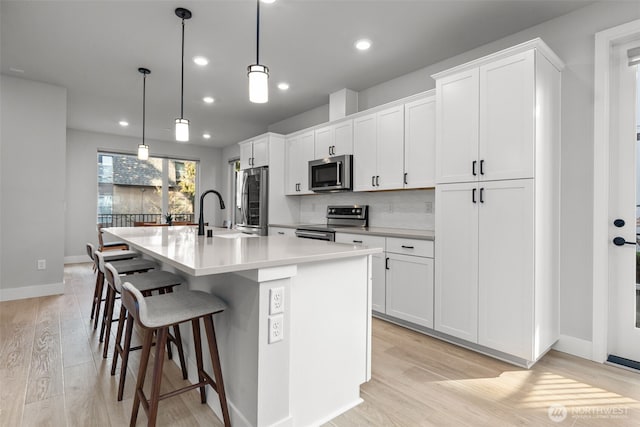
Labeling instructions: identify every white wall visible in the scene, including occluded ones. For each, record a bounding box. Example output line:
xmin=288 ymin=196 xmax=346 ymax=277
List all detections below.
xmin=65 ymin=129 xmax=224 ymax=261
xmin=0 ymin=75 xmax=67 ymax=299
xmin=227 ymin=2 xmax=640 ymax=344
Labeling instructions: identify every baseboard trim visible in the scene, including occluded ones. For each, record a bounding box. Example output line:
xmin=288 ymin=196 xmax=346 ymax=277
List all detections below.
xmin=65 ymin=255 xmax=91 ymax=264
xmin=552 ymin=334 xmax=593 ymax=360
xmin=0 ymin=281 xmax=65 ymax=302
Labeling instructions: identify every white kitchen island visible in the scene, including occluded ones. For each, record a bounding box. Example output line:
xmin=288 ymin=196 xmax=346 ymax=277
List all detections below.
xmin=104 ymin=226 xmax=380 ymax=427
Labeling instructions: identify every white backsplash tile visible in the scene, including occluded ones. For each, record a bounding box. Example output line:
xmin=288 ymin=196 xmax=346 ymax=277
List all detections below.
xmin=298 ymin=189 xmax=434 ymax=230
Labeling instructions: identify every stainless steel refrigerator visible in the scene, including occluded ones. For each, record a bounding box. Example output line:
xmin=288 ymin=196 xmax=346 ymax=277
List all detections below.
xmin=234 ymin=166 xmax=268 ymax=235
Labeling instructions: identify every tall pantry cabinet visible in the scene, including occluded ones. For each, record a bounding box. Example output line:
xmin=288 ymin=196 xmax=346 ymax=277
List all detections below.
xmin=433 ymin=39 xmax=563 ymax=365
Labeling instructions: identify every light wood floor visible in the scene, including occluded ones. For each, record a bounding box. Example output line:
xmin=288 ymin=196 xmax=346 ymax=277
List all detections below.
xmin=1 ymin=263 xmax=639 ymax=426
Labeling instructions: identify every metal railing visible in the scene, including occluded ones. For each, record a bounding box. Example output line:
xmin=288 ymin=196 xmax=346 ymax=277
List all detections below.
xmin=98 ymin=213 xmax=195 ymax=227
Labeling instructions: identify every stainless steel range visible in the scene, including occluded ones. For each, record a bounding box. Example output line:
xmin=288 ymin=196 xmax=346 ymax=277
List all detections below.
xmin=295 ymin=205 xmax=368 ymax=241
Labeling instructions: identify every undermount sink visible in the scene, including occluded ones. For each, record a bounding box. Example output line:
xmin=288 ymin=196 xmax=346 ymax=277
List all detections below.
xmin=214 ymin=232 xmax=257 ymax=239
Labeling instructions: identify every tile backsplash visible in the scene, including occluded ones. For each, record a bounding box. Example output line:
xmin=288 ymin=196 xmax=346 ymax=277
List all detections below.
xmin=299 ymin=189 xmax=434 ymax=230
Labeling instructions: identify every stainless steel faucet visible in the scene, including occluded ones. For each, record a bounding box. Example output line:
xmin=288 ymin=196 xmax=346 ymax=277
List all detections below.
xmin=198 ymin=189 xmax=226 ymax=235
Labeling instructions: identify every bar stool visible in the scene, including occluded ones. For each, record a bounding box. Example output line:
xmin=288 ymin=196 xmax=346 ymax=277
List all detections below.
xmin=86 ymin=243 xmax=139 ymax=322
xmin=94 ymin=250 xmax=158 ymax=343
xmin=121 ymin=282 xmax=231 ymax=427
xmin=98 ymin=223 xmax=129 ymax=251
xmin=103 ymin=263 xmax=187 ymax=401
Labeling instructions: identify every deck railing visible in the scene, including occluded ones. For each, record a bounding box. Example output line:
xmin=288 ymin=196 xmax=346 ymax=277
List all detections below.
xmin=97 ymin=213 xmax=195 ymax=227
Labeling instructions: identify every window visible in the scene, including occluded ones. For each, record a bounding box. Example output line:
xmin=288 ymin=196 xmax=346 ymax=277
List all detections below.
xmin=97 ymin=152 xmax=198 ymax=226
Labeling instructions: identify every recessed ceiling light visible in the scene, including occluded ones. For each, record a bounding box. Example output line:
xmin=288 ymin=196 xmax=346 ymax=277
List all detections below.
xmin=9 ymin=67 xmax=24 ymax=73
xmin=203 ymin=96 xmax=215 ymax=104
xmin=203 ymin=133 xmax=211 ymax=139
xmin=355 ymin=39 xmax=372 ymax=51
xmin=119 ymin=120 xmax=129 ymax=127
xmin=277 ymin=82 xmax=289 ymax=91
xmin=193 ymin=56 xmax=209 ymax=66
xmin=261 ymin=0 xmax=276 ymax=4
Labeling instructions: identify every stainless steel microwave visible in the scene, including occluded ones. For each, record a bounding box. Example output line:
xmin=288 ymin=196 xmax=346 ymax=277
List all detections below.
xmin=309 ymin=155 xmax=352 ymax=192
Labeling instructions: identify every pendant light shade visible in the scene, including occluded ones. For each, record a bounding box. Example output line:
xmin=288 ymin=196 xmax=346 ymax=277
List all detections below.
xmin=175 ymin=118 xmax=189 ymax=142
xmin=248 ymin=0 xmax=269 ymax=103
xmin=175 ymin=7 xmax=192 ymax=142
xmin=137 ymin=67 xmax=151 ymax=160
xmin=248 ymin=64 xmax=269 ymax=103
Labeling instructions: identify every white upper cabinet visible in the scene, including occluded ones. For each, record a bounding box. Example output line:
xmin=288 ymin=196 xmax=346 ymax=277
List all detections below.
xmin=314 ymin=120 xmax=353 ymax=159
xmin=404 ymin=94 xmax=436 ymax=189
xmin=353 ymin=105 xmax=404 ymax=191
xmin=239 ymin=136 xmax=269 ymax=169
xmin=435 ymin=49 xmax=536 ymax=184
xmin=285 ymin=131 xmax=315 ymax=195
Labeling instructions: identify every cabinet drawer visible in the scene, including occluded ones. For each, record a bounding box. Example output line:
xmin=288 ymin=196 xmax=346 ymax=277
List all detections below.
xmin=269 ymin=227 xmax=295 ymax=237
xmin=335 ymin=233 xmax=386 ymax=250
xmin=386 ymin=237 xmax=433 ymax=258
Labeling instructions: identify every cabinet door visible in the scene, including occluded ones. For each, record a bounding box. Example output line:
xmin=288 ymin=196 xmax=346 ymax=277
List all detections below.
xmin=479 ymin=51 xmax=535 ymax=181
xmin=353 ymin=113 xmax=377 ymax=191
xmin=404 ymin=96 xmax=436 ymax=189
xmin=314 ymin=125 xmax=333 ymax=159
xmin=436 ymin=69 xmax=479 ymax=184
xmin=251 ymin=136 xmax=270 ymax=168
xmin=285 ymin=132 xmax=315 ymax=195
xmin=386 ymin=253 xmax=434 ymax=328
xmin=435 ymin=182 xmax=479 ymax=342
xmin=376 ymin=105 xmax=405 ymax=190
xmin=239 ymin=141 xmax=253 ymax=170
xmin=478 ymin=179 xmax=534 ymax=359
xmin=332 ymin=120 xmax=353 ymax=156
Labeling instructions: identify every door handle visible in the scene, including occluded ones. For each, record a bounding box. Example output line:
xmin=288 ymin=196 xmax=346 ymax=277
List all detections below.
xmin=613 ymin=219 xmax=626 ymax=228
xmin=385 ymin=257 xmax=390 ymax=270
xmin=472 ymin=188 xmax=477 ymax=203
xmin=376 ymin=175 xmax=380 ymax=186
xmin=372 ymin=176 xmax=375 ymax=187
xmin=472 ymin=160 xmax=477 ymax=176
xmin=401 ymin=245 xmax=414 ymax=249
xmin=613 ymin=237 xmax=636 ymax=246
xmin=353 ymin=240 xmax=363 ymax=244
xmin=480 ymin=187 xmax=484 ymax=203
xmin=336 ymin=161 xmax=342 ymax=185
xmin=404 ymin=172 xmax=408 ymax=185
xmin=480 ymin=159 xmax=485 ymax=175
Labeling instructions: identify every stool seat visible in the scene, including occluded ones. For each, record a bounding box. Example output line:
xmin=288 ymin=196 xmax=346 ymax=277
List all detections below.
xmin=108 ymin=258 xmax=158 ymax=275
xmin=102 ymin=249 xmax=140 ymax=262
xmin=103 ymin=240 xmax=129 ymax=248
xmin=117 ymin=270 xmax=182 ymax=294
xmin=135 ymin=289 xmax=227 ymax=329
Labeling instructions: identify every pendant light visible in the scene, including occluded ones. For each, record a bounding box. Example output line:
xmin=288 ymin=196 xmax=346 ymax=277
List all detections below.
xmin=248 ymin=0 xmax=269 ymax=103
xmin=137 ymin=67 xmax=151 ymax=160
xmin=175 ymin=7 xmax=192 ymax=142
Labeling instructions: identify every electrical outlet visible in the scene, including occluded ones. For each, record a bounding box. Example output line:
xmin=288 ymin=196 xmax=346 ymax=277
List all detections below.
xmin=269 ymin=287 xmax=285 ymax=315
xmin=268 ymin=315 xmax=284 ymax=343
xmin=37 ymin=259 xmax=46 ymax=270
xmin=425 ymin=201 xmax=433 ymax=214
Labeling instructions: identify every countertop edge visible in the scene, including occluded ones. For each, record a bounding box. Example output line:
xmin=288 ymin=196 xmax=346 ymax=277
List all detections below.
xmin=269 ymin=224 xmax=435 ymax=241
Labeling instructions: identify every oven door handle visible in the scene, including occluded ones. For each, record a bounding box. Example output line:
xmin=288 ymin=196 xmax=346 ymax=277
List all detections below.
xmin=295 ymin=230 xmax=332 ymax=240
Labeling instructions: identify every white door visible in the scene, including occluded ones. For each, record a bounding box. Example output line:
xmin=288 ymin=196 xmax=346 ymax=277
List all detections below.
xmin=479 ymin=51 xmax=535 ymax=181
xmin=386 ymin=253 xmax=434 ymax=328
xmin=333 ymin=120 xmax=353 ymax=156
xmin=404 ymin=95 xmax=436 ymax=189
xmin=376 ymin=105 xmax=405 ymax=190
xmin=251 ymin=136 xmax=269 ymax=167
xmin=239 ymin=141 xmax=253 ymax=170
xmin=435 ymin=68 xmax=479 ymax=184
xmin=608 ymin=41 xmax=640 ymax=365
xmin=314 ymin=125 xmax=333 ymax=158
xmin=353 ymin=113 xmax=377 ymax=191
xmin=478 ymin=179 xmax=534 ymax=360
xmin=435 ymin=182 xmax=479 ymax=342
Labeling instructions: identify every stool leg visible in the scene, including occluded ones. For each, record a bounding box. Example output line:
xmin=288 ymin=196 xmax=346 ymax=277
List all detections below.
xmin=172 ymin=324 xmax=188 ymax=380
xmin=117 ymin=312 xmax=135 ymax=401
xmin=92 ymin=271 xmax=105 ymax=329
xmin=204 ymin=314 xmax=231 ymax=427
xmin=131 ymin=327 xmax=154 ymax=427
xmin=159 ymin=288 xmax=174 ymax=362
xmin=111 ymin=306 xmax=127 ymax=375
xmin=148 ymin=327 xmax=169 ymax=427
xmin=191 ymin=319 xmax=206 ymax=404
xmin=102 ymin=288 xmax=117 ymax=357
xmin=90 ymin=269 xmax=101 ymax=320
xmin=99 ymin=285 xmax=114 ymax=342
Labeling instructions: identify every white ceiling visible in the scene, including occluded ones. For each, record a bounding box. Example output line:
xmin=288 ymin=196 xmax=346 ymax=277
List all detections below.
xmin=1 ymin=0 xmax=592 ymax=148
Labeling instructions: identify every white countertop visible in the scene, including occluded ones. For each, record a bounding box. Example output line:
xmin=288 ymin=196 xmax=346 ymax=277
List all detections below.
xmin=269 ymin=224 xmax=435 ymax=241
xmin=104 ymin=226 xmax=381 ymax=276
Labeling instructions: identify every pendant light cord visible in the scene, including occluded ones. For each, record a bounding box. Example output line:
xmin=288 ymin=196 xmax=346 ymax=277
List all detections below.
xmin=256 ymin=0 xmax=260 ymax=64
xmin=180 ymin=18 xmax=185 ymax=119
xmin=142 ymin=73 xmax=146 ymax=144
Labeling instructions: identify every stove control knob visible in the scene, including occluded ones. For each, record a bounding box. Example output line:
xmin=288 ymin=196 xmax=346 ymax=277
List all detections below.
xmin=352 ymin=209 xmax=356 ymax=213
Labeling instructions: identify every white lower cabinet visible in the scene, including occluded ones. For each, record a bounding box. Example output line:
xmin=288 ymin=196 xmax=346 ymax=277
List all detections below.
xmin=386 ymin=251 xmax=434 ymax=329
xmin=269 ymin=226 xmax=295 ymax=237
xmin=335 ymin=233 xmax=386 ymax=313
